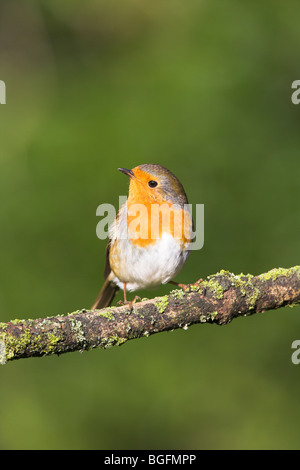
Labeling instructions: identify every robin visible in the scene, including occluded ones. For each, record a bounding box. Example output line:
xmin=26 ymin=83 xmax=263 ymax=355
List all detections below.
xmin=92 ymin=164 xmax=193 ymax=309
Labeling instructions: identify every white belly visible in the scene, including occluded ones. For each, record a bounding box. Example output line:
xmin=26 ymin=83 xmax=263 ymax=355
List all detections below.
xmin=110 ymin=232 xmax=190 ymax=292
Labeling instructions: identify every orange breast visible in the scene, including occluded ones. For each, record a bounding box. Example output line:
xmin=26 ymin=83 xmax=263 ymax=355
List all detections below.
xmin=125 ymin=170 xmax=192 ymax=248
xmin=126 ymin=199 xmax=192 ymax=248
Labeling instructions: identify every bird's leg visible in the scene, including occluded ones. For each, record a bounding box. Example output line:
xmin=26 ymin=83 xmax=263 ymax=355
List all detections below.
xmin=117 ymin=282 xmax=128 ymax=304
xmin=169 ymin=279 xmax=204 ymax=292
xmin=169 ymin=280 xmax=191 ymax=291
xmin=117 ymin=283 xmax=141 ymax=312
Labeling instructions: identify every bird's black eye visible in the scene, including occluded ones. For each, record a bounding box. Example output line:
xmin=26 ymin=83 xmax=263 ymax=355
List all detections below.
xmin=148 ymin=180 xmax=158 ymax=188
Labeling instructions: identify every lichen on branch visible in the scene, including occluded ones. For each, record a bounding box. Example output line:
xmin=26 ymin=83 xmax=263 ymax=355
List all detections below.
xmin=0 ymin=266 xmax=300 ymax=364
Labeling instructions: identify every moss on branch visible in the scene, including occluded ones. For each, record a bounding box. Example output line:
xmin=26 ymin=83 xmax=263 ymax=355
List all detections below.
xmin=0 ymin=266 xmax=300 ymax=364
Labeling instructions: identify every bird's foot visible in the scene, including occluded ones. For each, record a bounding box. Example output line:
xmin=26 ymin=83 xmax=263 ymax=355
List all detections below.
xmin=169 ymin=279 xmax=204 ymax=292
xmin=169 ymin=280 xmax=191 ymax=292
xmin=117 ymin=296 xmax=141 ymax=313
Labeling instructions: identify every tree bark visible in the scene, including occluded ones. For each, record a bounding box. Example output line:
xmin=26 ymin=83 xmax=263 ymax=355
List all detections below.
xmin=0 ymin=266 xmax=299 ymax=364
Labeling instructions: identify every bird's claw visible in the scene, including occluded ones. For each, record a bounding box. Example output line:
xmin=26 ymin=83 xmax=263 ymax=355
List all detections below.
xmin=117 ymin=296 xmax=141 ymax=312
xmin=170 ymin=278 xmax=204 ymax=293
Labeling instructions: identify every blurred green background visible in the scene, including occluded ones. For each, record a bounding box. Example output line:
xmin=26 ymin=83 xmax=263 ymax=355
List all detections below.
xmin=0 ymin=0 xmax=300 ymax=450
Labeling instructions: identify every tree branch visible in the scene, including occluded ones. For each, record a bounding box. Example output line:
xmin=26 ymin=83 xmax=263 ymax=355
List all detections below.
xmin=1 ymin=266 xmax=300 ymax=364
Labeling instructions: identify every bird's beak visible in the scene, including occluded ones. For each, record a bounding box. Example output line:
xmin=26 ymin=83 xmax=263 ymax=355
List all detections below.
xmin=118 ymin=168 xmax=135 ymax=178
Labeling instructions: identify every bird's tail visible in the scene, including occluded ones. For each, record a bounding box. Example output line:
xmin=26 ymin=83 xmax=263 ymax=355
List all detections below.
xmin=91 ymin=278 xmax=119 ymax=309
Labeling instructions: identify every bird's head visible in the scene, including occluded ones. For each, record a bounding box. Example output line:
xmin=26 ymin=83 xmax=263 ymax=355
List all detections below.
xmin=118 ymin=164 xmax=188 ymax=207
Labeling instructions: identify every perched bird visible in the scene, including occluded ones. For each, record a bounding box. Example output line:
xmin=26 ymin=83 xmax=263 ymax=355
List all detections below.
xmin=92 ymin=164 xmax=193 ymax=309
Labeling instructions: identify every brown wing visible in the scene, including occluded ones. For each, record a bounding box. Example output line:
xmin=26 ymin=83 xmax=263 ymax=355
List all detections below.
xmin=104 ymin=207 xmax=122 ymax=279
xmin=104 ymin=239 xmax=112 ymax=279
xmin=91 ymin=239 xmax=119 ymax=309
